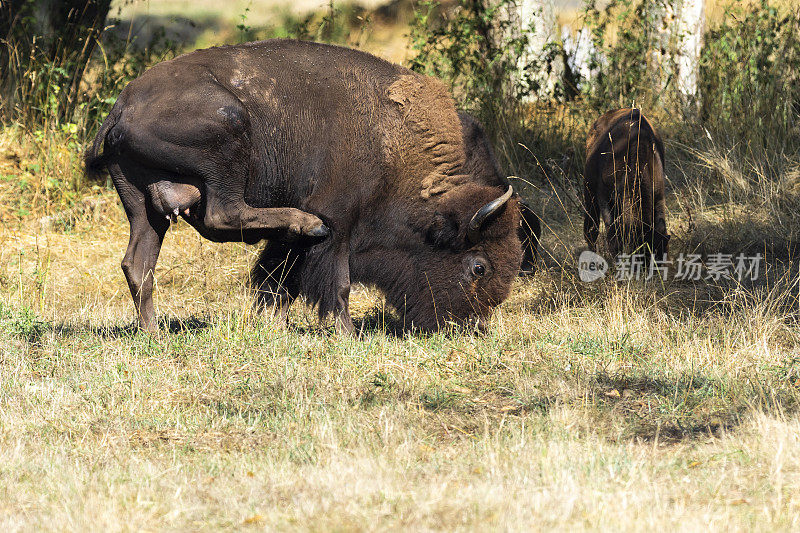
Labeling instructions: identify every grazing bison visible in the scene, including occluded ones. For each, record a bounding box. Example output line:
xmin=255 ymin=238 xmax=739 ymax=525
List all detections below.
xmin=86 ymin=39 xmax=524 ymax=333
xmin=458 ymin=112 xmax=541 ymax=275
xmin=583 ymin=108 xmax=669 ymax=259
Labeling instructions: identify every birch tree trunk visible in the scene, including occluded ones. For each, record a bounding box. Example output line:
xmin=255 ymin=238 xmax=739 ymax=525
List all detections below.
xmin=517 ymin=0 xmax=558 ymax=100
xmin=654 ymin=0 xmax=705 ymax=99
xmin=674 ymin=0 xmax=705 ymax=98
xmin=485 ymin=0 xmax=557 ymax=101
xmin=562 ymin=26 xmax=595 ymax=93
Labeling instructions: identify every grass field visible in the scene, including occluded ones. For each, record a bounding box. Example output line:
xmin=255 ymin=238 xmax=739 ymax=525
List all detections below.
xmin=2 ymin=145 xmax=800 ymax=528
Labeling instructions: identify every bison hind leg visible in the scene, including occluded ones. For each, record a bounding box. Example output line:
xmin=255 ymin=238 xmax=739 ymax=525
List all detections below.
xmin=251 ymin=241 xmax=305 ymax=320
xmin=109 ymin=157 xmax=170 ymax=331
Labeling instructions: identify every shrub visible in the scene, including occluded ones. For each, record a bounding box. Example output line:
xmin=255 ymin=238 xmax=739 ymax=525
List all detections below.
xmin=407 ymin=0 xmax=540 ymax=127
xmin=0 ymin=0 xmax=111 ymax=126
xmin=581 ymin=0 xmax=676 ymax=109
xmin=699 ymin=0 xmax=800 ymax=150
xmin=1 ymin=0 xmax=180 ymax=140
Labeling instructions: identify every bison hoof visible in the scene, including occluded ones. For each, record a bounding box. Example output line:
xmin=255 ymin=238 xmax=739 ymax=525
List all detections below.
xmin=307 ymin=223 xmax=330 ymax=238
xmin=289 ymin=217 xmax=330 ymax=239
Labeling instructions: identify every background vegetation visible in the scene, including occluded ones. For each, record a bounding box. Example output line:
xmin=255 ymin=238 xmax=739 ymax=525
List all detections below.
xmin=1 ymin=0 xmax=799 ymax=529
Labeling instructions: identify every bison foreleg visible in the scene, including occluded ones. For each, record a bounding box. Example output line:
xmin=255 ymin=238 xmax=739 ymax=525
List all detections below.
xmin=203 ymin=200 xmax=329 ymax=239
xmin=251 ymin=241 xmax=304 ymax=322
xmin=332 ymin=244 xmax=354 ymax=335
xmin=606 ymin=218 xmax=623 ymax=259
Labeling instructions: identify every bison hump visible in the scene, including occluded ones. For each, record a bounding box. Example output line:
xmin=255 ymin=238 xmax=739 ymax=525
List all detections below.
xmin=387 ymin=75 xmax=467 ymax=199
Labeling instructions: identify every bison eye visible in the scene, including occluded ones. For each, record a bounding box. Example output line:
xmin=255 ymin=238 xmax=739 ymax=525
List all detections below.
xmin=472 ymin=261 xmax=486 ymax=278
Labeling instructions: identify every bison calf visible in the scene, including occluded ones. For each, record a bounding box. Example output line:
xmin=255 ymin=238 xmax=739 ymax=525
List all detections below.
xmin=583 ymin=108 xmax=669 ymax=259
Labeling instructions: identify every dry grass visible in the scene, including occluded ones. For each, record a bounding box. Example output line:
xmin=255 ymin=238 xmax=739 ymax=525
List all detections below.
xmin=2 ymin=145 xmax=800 ymax=528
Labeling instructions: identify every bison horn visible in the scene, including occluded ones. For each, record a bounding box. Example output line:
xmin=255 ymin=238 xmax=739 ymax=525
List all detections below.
xmin=467 ymin=185 xmax=513 ymax=244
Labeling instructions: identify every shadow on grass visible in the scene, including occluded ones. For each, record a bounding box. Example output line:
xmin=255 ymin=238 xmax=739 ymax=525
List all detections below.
xmin=517 ymin=253 xmax=800 ymax=327
xmin=352 ymin=306 xmax=492 ymax=339
xmin=12 ymin=315 xmax=214 ymax=343
xmin=354 ymin=310 xmax=407 ymax=338
xmin=410 ymin=365 xmax=798 ymax=444
xmin=6 ymin=307 xmax=477 ymax=344
xmin=588 ymin=371 xmax=747 ymax=442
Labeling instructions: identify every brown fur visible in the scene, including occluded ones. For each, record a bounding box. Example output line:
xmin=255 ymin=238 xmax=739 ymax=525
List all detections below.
xmin=387 ymin=75 xmax=467 ymax=198
xmin=583 ymin=108 xmax=669 ymax=258
xmin=85 ymin=39 xmax=522 ymax=332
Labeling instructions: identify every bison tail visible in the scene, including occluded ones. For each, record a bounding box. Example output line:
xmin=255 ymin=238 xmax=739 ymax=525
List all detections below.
xmin=626 ymin=107 xmax=642 ymax=122
xmin=84 ymin=104 xmax=122 ymax=181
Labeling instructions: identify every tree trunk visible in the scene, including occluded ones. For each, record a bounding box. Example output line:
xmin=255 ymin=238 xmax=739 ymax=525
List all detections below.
xmin=674 ymin=0 xmax=705 ymax=98
xmin=518 ymin=0 xmax=557 ymax=99
xmin=0 ymin=0 xmax=27 ymax=113
xmin=485 ymin=0 xmax=558 ymax=101
xmin=562 ymin=25 xmax=595 ymax=95
xmin=653 ymin=0 xmax=705 ymax=100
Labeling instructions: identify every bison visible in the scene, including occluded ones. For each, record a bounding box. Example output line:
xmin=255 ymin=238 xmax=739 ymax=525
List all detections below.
xmin=86 ymin=39 xmax=530 ymax=333
xmin=583 ymin=108 xmax=669 ymax=259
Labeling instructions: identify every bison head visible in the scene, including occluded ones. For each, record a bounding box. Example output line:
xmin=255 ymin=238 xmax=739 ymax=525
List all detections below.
xmin=385 ymin=184 xmax=523 ymax=331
